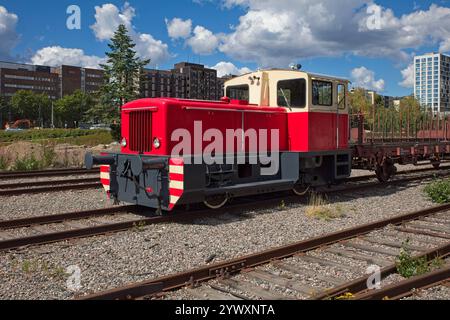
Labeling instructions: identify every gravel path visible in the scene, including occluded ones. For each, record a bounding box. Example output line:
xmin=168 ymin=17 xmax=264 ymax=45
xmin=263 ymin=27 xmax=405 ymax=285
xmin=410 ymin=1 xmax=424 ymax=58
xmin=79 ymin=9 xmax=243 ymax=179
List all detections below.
xmin=0 ymin=188 xmax=116 ymax=220
xmin=0 ymin=176 xmax=445 ymax=300
xmin=403 ymin=284 xmax=450 ymax=300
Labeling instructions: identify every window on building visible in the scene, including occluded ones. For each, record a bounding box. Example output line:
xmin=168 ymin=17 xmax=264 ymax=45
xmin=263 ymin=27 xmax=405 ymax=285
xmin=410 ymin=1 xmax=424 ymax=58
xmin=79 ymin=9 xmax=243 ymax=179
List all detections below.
xmin=312 ymin=80 xmax=333 ymax=106
xmin=226 ymin=85 xmax=249 ymax=101
xmin=277 ymin=79 xmax=306 ymax=108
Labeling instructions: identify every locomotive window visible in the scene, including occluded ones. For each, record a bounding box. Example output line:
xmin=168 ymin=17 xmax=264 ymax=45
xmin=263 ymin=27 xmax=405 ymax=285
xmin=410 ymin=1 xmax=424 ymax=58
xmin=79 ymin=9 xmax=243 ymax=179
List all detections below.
xmin=312 ymin=80 xmax=333 ymax=106
xmin=337 ymin=84 xmax=346 ymax=109
xmin=277 ymin=79 xmax=306 ymax=108
xmin=226 ymin=85 xmax=249 ymax=101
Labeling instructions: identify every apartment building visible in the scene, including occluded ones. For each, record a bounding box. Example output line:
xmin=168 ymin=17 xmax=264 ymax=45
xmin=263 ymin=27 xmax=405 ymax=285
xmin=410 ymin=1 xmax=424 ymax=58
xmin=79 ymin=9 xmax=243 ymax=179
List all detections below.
xmin=414 ymin=52 xmax=450 ymax=114
xmin=0 ymin=61 xmax=229 ymax=102
xmin=142 ymin=62 xmax=227 ymax=100
xmin=0 ymin=61 xmax=59 ymax=99
xmin=0 ymin=61 xmax=104 ymax=100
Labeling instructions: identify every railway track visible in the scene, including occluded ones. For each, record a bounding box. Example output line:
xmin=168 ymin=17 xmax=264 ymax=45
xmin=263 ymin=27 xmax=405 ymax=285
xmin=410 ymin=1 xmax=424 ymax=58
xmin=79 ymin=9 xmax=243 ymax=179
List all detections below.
xmin=0 ymin=178 xmax=101 ymax=196
xmin=0 ymin=169 xmax=447 ymax=253
xmin=0 ymin=168 xmax=99 ymax=179
xmin=78 ymin=205 xmax=450 ymax=300
xmin=0 ymin=164 xmax=449 ymax=197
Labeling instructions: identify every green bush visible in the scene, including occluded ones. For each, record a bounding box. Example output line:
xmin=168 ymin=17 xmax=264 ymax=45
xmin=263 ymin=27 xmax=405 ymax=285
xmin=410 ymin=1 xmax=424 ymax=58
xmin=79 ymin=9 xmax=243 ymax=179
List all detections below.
xmin=424 ymin=179 xmax=450 ymax=203
xmin=0 ymin=129 xmax=111 ymax=143
xmin=12 ymin=154 xmax=43 ymax=171
xmin=42 ymin=143 xmax=57 ymax=167
xmin=0 ymin=155 xmax=9 ymax=170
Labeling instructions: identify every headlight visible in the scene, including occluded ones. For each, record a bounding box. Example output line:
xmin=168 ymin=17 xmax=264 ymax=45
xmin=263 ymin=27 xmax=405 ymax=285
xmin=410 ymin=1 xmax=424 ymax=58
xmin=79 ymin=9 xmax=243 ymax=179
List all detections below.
xmin=153 ymin=138 xmax=161 ymax=149
xmin=121 ymin=138 xmax=127 ymax=147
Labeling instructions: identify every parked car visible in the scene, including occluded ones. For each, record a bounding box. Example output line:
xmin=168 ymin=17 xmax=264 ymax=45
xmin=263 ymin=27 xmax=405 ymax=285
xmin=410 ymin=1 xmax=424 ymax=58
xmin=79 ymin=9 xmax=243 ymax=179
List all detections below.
xmin=89 ymin=124 xmax=112 ymax=131
xmin=79 ymin=123 xmax=93 ymax=130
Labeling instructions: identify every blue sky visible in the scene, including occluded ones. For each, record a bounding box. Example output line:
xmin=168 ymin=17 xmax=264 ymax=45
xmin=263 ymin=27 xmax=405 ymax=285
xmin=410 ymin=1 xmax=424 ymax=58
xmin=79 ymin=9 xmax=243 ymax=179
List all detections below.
xmin=1 ymin=0 xmax=450 ymax=97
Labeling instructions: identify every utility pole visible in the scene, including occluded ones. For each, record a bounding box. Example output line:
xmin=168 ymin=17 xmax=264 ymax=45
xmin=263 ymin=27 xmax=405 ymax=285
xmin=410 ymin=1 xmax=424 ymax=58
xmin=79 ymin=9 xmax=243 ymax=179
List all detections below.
xmin=38 ymin=104 xmax=42 ymax=128
xmin=51 ymin=102 xmax=54 ymax=129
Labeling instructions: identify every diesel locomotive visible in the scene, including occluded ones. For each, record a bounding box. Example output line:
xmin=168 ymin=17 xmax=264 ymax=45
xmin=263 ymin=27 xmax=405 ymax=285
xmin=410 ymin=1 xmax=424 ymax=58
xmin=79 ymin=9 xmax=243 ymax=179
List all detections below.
xmin=85 ymin=69 xmax=356 ymax=212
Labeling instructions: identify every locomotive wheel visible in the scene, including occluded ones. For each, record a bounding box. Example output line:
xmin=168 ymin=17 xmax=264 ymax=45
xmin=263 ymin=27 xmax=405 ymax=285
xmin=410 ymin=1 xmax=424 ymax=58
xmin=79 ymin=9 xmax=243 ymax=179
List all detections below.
xmin=204 ymin=194 xmax=228 ymax=210
xmin=293 ymin=184 xmax=310 ymax=196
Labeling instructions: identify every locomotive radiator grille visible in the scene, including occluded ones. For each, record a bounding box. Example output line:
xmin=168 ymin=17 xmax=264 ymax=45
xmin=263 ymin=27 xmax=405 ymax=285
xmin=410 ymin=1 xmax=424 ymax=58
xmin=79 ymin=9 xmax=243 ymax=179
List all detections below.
xmin=129 ymin=111 xmax=153 ymax=153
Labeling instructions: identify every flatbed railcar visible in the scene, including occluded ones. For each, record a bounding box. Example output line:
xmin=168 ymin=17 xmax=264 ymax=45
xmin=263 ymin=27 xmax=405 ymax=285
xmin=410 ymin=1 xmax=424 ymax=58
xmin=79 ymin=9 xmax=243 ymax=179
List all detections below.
xmin=85 ymin=69 xmax=450 ymax=212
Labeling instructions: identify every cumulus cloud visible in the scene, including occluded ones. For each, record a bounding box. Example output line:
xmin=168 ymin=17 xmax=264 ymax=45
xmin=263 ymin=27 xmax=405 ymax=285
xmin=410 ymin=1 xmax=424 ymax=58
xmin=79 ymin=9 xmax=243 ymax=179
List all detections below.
xmin=0 ymin=6 xmax=19 ymax=60
xmin=90 ymin=2 xmax=170 ymax=64
xmin=399 ymin=63 xmax=414 ymax=88
xmin=30 ymin=46 xmax=105 ymax=68
xmin=351 ymin=66 xmax=385 ymax=92
xmin=166 ymin=18 xmax=192 ymax=40
xmin=216 ymin=1 xmax=450 ymax=67
xmin=90 ymin=2 xmax=135 ymax=41
xmin=186 ymin=25 xmax=220 ymax=55
xmin=210 ymin=61 xmax=252 ymax=77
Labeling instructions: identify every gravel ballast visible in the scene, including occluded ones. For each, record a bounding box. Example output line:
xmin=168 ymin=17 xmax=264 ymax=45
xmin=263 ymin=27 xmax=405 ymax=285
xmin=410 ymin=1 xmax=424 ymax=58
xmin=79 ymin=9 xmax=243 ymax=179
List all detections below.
xmin=0 ymin=173 xmax=448 ymax=299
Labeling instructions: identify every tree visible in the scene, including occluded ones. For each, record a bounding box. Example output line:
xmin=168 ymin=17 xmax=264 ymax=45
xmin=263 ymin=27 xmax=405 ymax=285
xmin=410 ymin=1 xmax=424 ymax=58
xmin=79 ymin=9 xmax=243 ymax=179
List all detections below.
xmin=0 ymin=96 xmax=10 ymax=129
xmin=87 ymin=24 xmax=150 ymax=125
xmin=349 ymin=88 xmax=373 ymax=116
xmin=10 ymin=90 xmax=51 ymax=126
xmin=54 ymin=90 xmax=96 ymax=128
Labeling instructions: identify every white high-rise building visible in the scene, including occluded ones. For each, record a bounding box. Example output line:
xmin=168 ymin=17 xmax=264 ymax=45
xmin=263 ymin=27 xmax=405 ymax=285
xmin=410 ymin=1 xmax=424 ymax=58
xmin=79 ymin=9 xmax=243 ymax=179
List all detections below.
xmin=414 ymin=53 xmax=450 ymax=114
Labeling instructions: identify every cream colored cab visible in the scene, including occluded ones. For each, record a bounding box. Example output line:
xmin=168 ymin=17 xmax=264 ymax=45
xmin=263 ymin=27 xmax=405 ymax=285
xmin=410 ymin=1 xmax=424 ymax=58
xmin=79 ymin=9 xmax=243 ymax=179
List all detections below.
xmin=224 ymin=70 xmax=350 ymax=114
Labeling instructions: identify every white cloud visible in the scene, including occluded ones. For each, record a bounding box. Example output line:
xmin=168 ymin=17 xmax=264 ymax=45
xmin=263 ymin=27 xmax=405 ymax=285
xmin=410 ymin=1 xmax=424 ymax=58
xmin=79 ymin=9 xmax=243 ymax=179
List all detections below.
xmin=166 ymin=18 xmax=192 ymax=40
xmin=222 ymin=0 xmax=250 ymax=8
xmin=399 ymin=63 xmax=414 ymax=88
xmin=30 ymin=46 xmax=105 ymax=68
xmin=90 ymin=2 xmax=170 ymax=65
xmin=0 ymin=6 xmax=19 ymax=59
xmin=211 ymin=61 xmax=251 ymax=77
xmin=186 ymin=26 xmax=220 ymax=55
xmin=90 ymin=3 xmax=135 ymax=41
xmin=351 ymin=66 xmax=385 ymax=92
xmin=217 ymin=1 xmax=450 ymax=67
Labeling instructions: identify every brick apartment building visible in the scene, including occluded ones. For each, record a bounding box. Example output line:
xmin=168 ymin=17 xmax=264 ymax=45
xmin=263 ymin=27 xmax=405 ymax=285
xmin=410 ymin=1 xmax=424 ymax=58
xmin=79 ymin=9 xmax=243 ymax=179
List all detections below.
xmin=51 ymin=65 xmax=104 ymax=97
xmin=1 ymin=61 xmax=229 ymax=102
xmin=0 ymin=61 xmax=104 ymax=100
xmin=0 ymin=61 xmax=59 ymax=99
xmin=142 ymin=62 xmax=227 ymax=100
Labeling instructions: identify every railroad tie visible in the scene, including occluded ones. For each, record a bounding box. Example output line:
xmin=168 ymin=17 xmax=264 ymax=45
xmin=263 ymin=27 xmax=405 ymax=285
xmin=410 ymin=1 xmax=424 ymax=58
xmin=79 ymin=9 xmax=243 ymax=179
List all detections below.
xmin=186 ymin=286 xmax=242 ymax=300
xmin=271 ymin=261 xmax=346 ymax=286
xmin=325 ymin=247 xmax=393 ymax=267
xmin=218 ymin=278 xmax=291 ymax=300
xmin=244 ymin=269 xmax=316 ymax=296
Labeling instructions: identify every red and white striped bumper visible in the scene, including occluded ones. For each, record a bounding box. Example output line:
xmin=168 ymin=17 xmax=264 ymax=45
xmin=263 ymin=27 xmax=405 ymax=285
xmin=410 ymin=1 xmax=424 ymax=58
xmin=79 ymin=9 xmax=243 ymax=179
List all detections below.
xmin=168 ymin=158 xmax=184 ymax=211
xmin=100 ymin=165 xmax=111 ymax=196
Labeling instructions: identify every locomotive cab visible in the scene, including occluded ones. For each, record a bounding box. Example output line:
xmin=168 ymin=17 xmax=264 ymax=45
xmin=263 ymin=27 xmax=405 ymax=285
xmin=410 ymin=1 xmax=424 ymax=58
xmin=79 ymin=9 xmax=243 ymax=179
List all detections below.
xmin=225 ymin=70 xmax=350 ymax=152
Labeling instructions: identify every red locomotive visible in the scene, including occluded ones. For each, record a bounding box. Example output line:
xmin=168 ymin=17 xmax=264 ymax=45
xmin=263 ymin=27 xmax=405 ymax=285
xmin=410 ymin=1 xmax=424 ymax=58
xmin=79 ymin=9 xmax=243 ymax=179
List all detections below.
xmin=86 ymin=69 xmax=450 ymax=212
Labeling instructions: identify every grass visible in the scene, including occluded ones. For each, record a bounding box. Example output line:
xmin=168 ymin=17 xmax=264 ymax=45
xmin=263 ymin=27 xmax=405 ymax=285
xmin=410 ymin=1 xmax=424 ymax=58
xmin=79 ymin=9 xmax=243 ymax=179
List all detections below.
xmin=12 ymin=154 xmax=42 ymax=171
xmin=0 ymin=155 xmax=9 ymax=170
xmin=132 ymin=221 xmax=147 ymax=232
xmin=0 ymin=129 xmax=111 ymax=143
xmin=424 ymin=179 xmax=450 ymax=204
xmin=19 ymin=258 xmax=68 ymax=280
xmin=10 ymin=143 xmax=57 ymax=171
xmin=396 ymin=239 xmax=444 ymax=278
xmin=305 ymin=193 xmax=345 ymax=221
xmin=0 ymin=129 xmax=113 ymax=148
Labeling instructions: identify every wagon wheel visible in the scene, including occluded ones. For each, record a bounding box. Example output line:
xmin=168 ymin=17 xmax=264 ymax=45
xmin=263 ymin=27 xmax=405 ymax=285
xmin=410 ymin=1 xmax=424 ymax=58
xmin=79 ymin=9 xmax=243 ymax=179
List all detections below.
xmin=204 ymin=194 xmax=229 ymax=210
xmin=293 ymin=184 xmax=311 ymax=196
xmin=375 ymin=161 xmax=396 ymax=183
xmin=432 ymin=160 xmax=441 ymax=169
